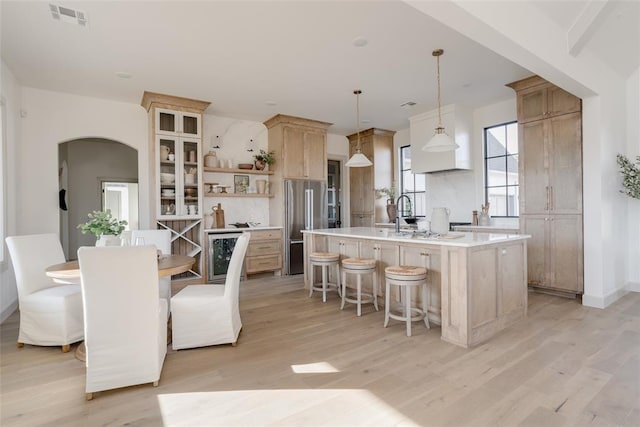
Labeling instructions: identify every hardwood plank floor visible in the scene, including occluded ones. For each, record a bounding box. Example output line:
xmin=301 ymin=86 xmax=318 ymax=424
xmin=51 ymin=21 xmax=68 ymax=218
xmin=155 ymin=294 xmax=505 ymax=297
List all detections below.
xmin=1 ymin=275 xmax=638 ymax=426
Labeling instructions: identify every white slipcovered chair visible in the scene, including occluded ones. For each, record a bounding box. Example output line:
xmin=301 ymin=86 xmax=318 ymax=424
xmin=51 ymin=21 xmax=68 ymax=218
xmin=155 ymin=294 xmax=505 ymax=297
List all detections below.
xmin=171 ymin=233 xmax=250 ymax=350
xmin=131 ymin=229 xmax=172 ymax=306
xmin=78 ymin=245 xmax=167 ymax=400
xmin=5 ymin=233 xmax=83 ymax=352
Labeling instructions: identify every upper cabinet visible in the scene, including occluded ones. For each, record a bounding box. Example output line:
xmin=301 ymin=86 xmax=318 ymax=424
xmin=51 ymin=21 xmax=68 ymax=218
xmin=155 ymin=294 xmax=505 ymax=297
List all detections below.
xmin=155 ymin=108 xmax=202 ymax=138
xmin=141 ymin=91 xmax=210 ymax=220
xmin=507 ymin=75 xmax=581 ymax=124
xmin=409 ymin=105 xmax=472 ymax=173
xmin=264 ymin=114 xmax=332 ymax=181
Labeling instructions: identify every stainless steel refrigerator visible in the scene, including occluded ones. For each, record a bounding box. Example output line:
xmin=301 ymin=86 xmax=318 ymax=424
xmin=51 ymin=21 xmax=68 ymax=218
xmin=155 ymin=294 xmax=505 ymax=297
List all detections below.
xmin=285 ymin=179 xmax=327 ymax=275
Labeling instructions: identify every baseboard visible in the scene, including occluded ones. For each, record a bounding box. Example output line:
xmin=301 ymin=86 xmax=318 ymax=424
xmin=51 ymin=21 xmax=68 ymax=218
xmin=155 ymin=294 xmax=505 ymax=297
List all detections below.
xmin=627 ymin=281 xmax=640 ymax=292
xmin=0 ymin=300 xmax=18 ymax=324
xmin=582 ymin=287 xmax=629 ymax=309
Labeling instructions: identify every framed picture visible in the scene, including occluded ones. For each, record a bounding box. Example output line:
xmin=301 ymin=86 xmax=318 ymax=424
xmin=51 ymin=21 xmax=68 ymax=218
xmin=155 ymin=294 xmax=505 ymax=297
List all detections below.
xmin=234 ymin=175 xmax=249 ymax=194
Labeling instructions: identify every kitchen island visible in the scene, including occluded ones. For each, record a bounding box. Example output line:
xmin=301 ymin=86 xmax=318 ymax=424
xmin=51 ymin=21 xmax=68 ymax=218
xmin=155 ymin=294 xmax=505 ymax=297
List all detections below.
xmin=302 ymin=227 xmax=530 ymax=348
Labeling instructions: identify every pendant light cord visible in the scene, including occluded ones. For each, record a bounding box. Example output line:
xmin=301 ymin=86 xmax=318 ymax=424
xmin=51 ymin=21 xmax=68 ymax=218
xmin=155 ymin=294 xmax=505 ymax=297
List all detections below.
xmin=436 ymin=53 xmax=442 ymax=128
xmin=355 ymin=89 xmax=362 ymax=152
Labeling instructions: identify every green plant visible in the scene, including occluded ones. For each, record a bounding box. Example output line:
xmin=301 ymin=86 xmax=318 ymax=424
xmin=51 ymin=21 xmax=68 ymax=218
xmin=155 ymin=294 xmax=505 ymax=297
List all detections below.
xmin=375 ymin=187 xmax=397 ymax=200
xmin=77 ymin=210 xmax=127 ymax=237
xmin=617 ymin=154 xmax=640 ymax=200
xmin=253 ymin=149 xmax=276 ymax=166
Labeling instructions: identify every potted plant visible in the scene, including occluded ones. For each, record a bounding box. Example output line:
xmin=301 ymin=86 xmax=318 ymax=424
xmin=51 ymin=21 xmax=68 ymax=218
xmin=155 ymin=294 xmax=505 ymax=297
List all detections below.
xmin=375 ymin=186 xmax=398 ymax=223
xmin=253 ymin=149 xmax=275 ymax=171
xmin=78 ymin=210 xmax=127 ymax=246
xmin=617 ymin=154 xmax=640 ymax=200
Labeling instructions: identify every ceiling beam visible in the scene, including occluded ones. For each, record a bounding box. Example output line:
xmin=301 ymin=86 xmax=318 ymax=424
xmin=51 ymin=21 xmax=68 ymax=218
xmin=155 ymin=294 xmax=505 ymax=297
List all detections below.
xmin=567 ymin=0 xmax=613 ymax=57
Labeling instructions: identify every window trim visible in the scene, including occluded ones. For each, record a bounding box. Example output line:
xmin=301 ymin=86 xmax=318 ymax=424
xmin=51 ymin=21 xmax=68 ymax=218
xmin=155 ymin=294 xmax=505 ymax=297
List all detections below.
xmin=483 ymin=121 xmax=519 ymax=218
xmin=399 ymin=145 xmax=426 ymax=218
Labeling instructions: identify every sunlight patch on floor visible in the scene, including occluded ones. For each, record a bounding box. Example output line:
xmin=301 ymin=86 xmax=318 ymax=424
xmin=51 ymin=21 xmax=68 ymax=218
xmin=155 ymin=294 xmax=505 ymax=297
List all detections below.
xmin=157 ymin=389 xmax=420 ymax=426
xmin=291 ymin=361 xmax=340 ymax=374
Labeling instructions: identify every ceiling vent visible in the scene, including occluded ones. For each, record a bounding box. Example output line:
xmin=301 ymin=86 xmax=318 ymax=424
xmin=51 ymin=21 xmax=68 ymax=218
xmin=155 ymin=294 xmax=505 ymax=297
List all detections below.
xmin=49 ymin=4 xmax=88 ymax=27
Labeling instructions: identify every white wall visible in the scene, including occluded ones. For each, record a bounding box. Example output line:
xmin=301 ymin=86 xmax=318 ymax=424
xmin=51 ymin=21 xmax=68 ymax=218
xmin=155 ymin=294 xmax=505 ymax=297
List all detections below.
xmin=0 ymin=60 xmax=21 ymax=322
xmin=19 ymin=88 xmax=149 ymax=233
xmin=626 ymin=67 xmax=640 ymax=291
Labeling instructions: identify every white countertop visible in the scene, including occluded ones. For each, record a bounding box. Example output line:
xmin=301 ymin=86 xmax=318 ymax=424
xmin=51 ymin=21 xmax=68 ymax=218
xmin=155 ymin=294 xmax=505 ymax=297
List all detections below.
xmin=453 ymin=225 xmax=519 ymax=232
xmin=204 ymin=226 xmax=283 ymax=233
xmin=302 ymin=227 xmax=528 ymax=248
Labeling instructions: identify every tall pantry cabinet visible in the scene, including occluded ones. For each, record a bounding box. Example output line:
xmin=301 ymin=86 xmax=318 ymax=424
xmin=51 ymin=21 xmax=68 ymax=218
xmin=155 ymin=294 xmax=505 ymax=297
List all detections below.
xmin=141 ymin=91 xmax=210 ymax=281
xmin=507 ymin=76 xmax=583 ymax=296
xmin=347 ymin=128 xmax=395 ymax=227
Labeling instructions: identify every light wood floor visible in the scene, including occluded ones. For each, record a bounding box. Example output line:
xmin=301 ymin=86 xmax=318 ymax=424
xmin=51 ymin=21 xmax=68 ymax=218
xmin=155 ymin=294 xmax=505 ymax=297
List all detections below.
xmin=1 ymin=275 xmax=639 ymax=426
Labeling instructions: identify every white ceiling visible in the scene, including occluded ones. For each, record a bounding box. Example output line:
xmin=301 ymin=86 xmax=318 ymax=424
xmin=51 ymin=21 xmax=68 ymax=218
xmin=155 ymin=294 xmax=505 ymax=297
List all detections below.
xmin=1 ymin=1 xmax=636 ymax=135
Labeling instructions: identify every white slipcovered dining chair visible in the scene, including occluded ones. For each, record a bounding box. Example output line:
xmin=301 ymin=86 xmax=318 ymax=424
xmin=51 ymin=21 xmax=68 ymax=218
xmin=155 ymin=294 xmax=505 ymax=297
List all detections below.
xmin=171 ymin=233 xmax=250 ymax=350
xmin=5 ymin=233 xmax=83 ymax=352
xmin=78 ymin=245 xmax=167 ymax=400
xmin=131 ymin=229 xmax=172 ymax=306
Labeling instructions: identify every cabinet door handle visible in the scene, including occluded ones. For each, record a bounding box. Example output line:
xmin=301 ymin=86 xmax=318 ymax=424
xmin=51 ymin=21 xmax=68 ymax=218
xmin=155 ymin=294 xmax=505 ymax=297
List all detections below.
xmin=549 ymin=186 xmax=553 ymax=211
xmin=545 ymin=186 xmax=550 ymax=211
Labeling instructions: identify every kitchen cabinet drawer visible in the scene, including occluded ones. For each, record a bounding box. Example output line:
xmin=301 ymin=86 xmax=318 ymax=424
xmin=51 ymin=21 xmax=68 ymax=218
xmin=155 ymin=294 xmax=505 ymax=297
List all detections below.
xmin=246 ymin=254 xmax=282 ymax=274
xmin=247 ymin=239 xmax=280 ymax=256
xmin=250 ymin=230 xmax=282 ymax=241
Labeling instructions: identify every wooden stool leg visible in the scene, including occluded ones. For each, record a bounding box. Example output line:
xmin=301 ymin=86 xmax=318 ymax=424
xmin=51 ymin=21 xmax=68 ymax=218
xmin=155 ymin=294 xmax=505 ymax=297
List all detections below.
xmin=341 ymin=270 xmax=347 ymax=310
xmin=356 ymin=274 xmax=362 ymax=317
xmin=62 ymin=344 xmax=71 ymax=353
xmin=17 ymin=342 xmax=24 ymax=348
xmin=404 ymin=286 xmax=412 ymax=337
xmin=422 ymin=282 xmax=430 ymax=329
xmin=336 ymin=263 xmax=342 ymax=297
xmin=322 ymin=264 xmax=328 ymax=303
xmin=309 ymin=264 xmax=314 ymax=298
xmin=372 ymin=269 xmax=379 ymax=311
xmin=384 ymin=279 xmax=391 ymax=327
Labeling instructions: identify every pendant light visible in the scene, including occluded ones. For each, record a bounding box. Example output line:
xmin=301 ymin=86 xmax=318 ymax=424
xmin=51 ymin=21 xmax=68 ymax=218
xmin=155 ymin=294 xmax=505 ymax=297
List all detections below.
xmin=422 ymin=49 xmax=459 ymax=152
xmin=346 ymin=89 xmax=373 ymax=168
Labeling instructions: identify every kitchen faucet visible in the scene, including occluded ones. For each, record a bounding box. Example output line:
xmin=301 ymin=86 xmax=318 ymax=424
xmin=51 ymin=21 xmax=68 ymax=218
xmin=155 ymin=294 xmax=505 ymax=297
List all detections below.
xmin=395 ymin=195 xmax=412 ymax=232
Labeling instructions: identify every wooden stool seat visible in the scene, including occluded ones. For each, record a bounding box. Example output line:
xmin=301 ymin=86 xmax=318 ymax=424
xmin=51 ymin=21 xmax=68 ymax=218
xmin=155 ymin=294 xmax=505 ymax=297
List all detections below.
xmin=310 ymin=252 xmax=340 ymax=262
xmin=309 ymin=253 xmax=341 ymax=303
xmin=341 ymin=258 xmax=378 ymax=316
xmin=384 ymin=265 xmax=430 ymax=337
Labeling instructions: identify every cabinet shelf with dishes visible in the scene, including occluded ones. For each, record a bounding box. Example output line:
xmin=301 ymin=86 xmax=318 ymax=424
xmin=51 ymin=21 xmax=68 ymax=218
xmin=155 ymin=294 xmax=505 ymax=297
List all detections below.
xmin=204 ymin=193 xmax=274 ymax=198
xmin=203 ymin=167 xmax=274 ymax=175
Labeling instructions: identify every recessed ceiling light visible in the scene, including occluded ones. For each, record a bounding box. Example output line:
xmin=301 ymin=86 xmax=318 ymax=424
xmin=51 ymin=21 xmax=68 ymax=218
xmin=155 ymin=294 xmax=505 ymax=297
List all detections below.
xmin=265 ymin=101 xmax=277 ymax=107
xmin=115 ymin=71 xmax=132 ymax=79
xmin=352 ymin=36 xmax=368 ymax=47
xmin=462 ymin=82 xmax=472 ymax=88
xmin=361 ymin=119 xmax=371 ymax=124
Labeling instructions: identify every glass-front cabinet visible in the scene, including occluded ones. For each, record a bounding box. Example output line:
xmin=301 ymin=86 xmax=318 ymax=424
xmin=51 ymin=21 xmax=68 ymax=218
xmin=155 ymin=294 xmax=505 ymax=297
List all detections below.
xmin=157 ymin=135 xmax=202 ymax=219
xmin=155 ymin=108 xmax=202 ymax=138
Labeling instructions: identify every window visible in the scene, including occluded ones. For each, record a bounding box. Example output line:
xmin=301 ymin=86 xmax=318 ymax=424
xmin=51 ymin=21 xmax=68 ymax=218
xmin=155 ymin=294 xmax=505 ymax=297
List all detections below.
xmin=484 ymin=122 xmax=519 ymax=217
xmin=399 ymin=145 xmax=425 ymax=217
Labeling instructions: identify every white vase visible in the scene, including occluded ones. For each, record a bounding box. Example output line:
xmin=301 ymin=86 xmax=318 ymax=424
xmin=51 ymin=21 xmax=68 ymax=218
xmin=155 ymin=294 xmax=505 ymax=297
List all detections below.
xmin=96 ymin=235 xmax=121 ymax=247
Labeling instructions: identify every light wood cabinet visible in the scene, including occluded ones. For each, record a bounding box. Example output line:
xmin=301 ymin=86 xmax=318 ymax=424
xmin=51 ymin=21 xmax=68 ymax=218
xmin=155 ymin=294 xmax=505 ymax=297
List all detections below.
xmin=347 ymin=128 xmax=395 ymax=226
xmin=141 ymin=91 xmax=211 ymax=281
xmin=245 ymin=229 xmax=282 ymax=275
xmin=511 ymin=76 xmax=581 ymax=124
xmin=265 ymin=114 xmax=332 ymax=181
xmin=522 ymin=214 xmax=583 ymax=293
xmin=508 ymin=76 xmax=583 ymax=295
xmin=359 ymin=240 xmax=399 ymax=296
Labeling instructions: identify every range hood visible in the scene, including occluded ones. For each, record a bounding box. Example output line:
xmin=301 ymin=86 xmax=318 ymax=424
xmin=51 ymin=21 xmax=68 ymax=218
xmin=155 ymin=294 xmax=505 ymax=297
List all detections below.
xmin=409 ymin=105 xmax=472 ymax=173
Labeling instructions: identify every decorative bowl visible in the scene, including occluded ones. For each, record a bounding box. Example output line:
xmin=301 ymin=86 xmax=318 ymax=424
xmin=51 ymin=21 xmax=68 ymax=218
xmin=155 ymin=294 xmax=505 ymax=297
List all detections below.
xmin=238 ymin=163 xmax=254 ymax=170
xmin=184 ymin=188 xmax=197 ymax=197
xmin=160 ymin=173 xmax=175 ymax=184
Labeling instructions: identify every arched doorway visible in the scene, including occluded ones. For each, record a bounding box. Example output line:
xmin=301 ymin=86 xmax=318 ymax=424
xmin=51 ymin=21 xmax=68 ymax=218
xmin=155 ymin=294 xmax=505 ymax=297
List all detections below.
xmin=58 ymin=138 xmax=138 ymax=260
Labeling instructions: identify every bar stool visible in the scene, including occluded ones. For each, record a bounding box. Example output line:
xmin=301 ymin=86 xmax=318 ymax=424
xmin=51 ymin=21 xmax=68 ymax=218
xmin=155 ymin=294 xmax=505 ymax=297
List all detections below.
xmin=384 ymin=265 xmax=430 ymax=337
xmin=309 ymin=252 xmax=341 ymax=302
xmin=341 ymin=258 xmax=378 ymax=316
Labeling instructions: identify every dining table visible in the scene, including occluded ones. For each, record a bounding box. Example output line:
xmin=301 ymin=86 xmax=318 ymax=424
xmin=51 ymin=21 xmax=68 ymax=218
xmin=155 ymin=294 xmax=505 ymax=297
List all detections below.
xmin=46 ymin=253 xmax=196 ymax=361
